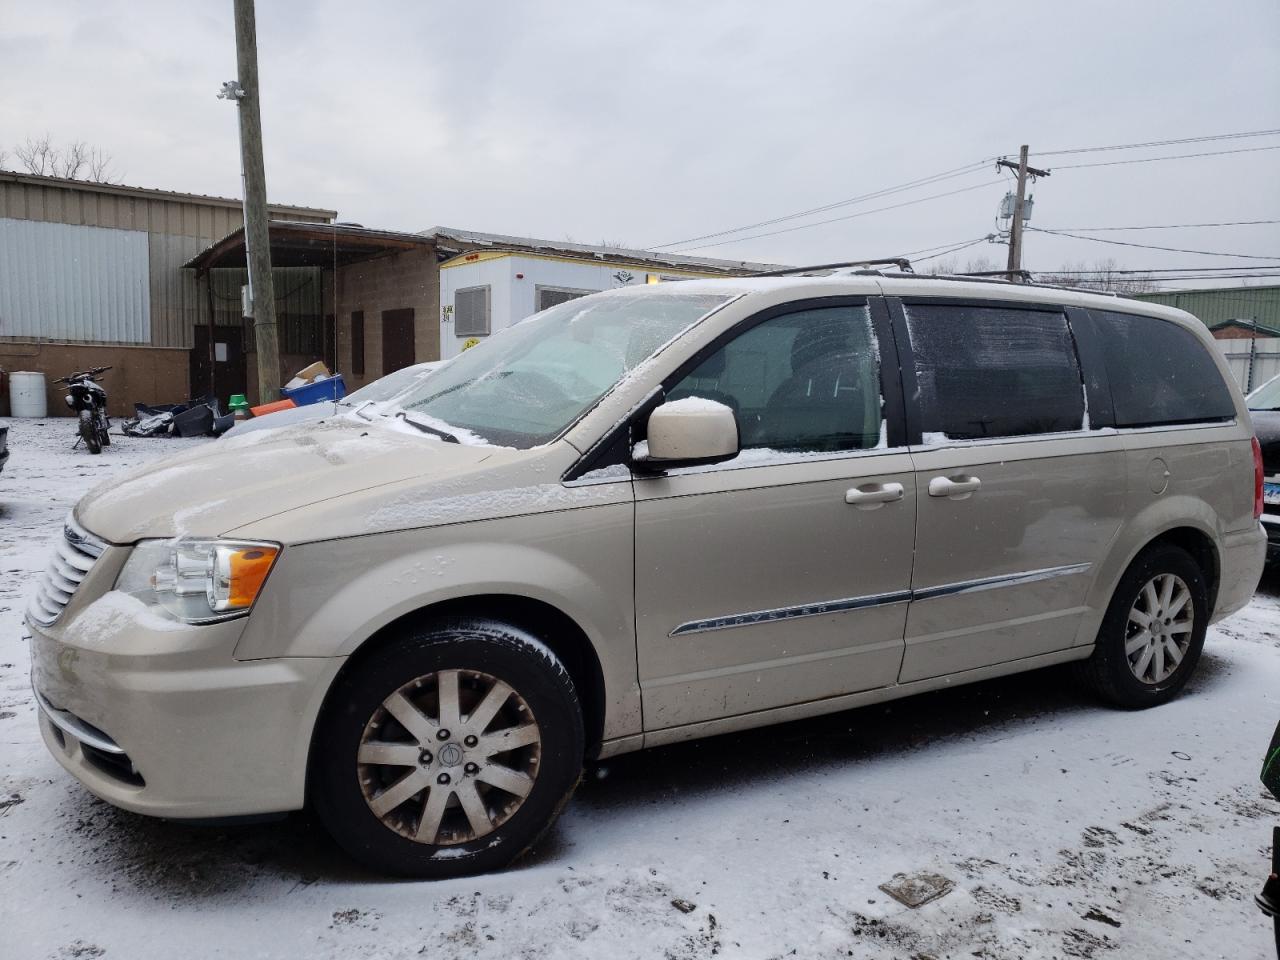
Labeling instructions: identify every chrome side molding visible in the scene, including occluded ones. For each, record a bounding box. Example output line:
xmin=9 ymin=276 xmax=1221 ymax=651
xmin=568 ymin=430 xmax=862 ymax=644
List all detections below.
xmin=670 ymin=562 xmax=1091 ymax=637
xmin=669 ymin=590 xmax=912 ymax=637
xmin=910 ymin=562 xmax=1092 ymax=601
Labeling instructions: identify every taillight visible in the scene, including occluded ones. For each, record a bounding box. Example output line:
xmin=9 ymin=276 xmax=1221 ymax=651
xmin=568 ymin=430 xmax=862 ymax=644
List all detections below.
xmin=1252 ymin=435 xmax=1265 ymax=520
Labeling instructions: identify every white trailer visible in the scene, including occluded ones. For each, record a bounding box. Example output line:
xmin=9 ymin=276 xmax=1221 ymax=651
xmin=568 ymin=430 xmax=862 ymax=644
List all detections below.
xmin=437 ymin=250 xmax=724 ymax=361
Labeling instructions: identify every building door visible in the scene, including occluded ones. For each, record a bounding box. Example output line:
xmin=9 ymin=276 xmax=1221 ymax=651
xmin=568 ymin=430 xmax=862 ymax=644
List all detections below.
xmin=322 ymin=314 xmax=337 ymax=373
xmin=191 ymin=325 xmax=247 ymax=406
xmin=382 ymin=308 xmax=416 ymax=375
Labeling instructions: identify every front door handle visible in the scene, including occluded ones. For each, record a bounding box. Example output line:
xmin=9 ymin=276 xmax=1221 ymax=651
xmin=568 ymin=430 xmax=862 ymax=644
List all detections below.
xmin=845 ymin=482 xmax=905 ymax=509
xmin=928 ymin=475 xmax=981 ymax=499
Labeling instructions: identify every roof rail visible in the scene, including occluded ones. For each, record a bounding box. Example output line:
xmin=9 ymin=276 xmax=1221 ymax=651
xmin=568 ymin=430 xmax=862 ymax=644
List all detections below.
xmin=958 ymin=269 xmax=1032 ymax=282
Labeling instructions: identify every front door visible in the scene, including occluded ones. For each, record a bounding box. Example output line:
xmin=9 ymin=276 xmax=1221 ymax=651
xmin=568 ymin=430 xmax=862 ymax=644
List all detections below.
xmin=381 ymin=308 xmax=416 ymax=375
xmin=634 ymin=299 xmax=916 ymax=730
xmin=891 ymin=298 xmax=1125 ymax=682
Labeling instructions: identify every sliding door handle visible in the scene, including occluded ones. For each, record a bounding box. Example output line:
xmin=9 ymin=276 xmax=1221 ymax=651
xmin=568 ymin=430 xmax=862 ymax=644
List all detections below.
xmin=845 ymin=482 xmax=905 ymax=509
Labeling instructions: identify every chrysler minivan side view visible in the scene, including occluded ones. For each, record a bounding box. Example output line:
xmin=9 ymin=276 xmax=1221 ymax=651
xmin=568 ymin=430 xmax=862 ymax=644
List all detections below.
xmin=28 ymin=274 xmax=1266 ymax=877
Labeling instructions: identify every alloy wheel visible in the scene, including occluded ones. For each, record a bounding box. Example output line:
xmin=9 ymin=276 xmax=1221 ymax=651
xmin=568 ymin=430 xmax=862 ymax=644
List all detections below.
xmin=1124 ymin=573 xmax=1194 ymax=685
xmin=356 ymin=669 xmax=541 ymax=845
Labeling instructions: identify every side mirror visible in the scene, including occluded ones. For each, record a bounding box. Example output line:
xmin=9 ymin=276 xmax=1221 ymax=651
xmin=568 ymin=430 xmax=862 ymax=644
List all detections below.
xmin=632 ymin=397 xmax=739 ymax=471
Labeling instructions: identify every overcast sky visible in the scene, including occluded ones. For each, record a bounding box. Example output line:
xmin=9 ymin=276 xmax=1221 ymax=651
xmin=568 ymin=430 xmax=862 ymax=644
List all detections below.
xmin=3 ymin=1 xmax=1278 ymax=280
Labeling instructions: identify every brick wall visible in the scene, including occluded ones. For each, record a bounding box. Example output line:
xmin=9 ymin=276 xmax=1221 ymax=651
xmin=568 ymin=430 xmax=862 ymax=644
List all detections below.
xmin=0 ymin=343 xmax=188 ymax=417
xmin=334 ymin=248 xmax=440 ymax=391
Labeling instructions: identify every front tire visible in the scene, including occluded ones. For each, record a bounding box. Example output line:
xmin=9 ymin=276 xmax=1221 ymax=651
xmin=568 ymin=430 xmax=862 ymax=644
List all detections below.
xmin=79 ymin=410 xmax=101 ymax=454
xmin=1075 ymin=543 xmax=1209 ymax=708
xmin=311 ymin=620 xmax=584 ymax=878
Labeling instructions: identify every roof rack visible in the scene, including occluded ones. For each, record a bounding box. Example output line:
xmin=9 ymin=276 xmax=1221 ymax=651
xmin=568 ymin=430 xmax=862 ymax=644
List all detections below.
xmin=751 ymin=257 xmax=914 ymax=277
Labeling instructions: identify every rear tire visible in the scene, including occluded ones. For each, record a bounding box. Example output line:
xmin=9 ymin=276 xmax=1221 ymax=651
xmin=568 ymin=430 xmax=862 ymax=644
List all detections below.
xmin=311 ymin=619 xmax=584 ymax=878
xmin=98 ymin=415 xmax=111 ymax=446
xmin=1075 ymin=543 xmax=1209 ymax=708
xmin=79 ymin=410 xmax=101 ymax=454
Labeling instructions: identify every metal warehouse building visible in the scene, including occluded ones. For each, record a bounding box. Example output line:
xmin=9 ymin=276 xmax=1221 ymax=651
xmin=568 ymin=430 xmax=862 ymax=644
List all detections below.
xmin=2 ymin=170 xmax=775 ymax=415
xmin=0 ymin=170 xmax=335 ymax=415
xmin=1134 ymin=285 xmax=1280 ymax=338
xmin=185 ymin=224 xmax=776 ymax=398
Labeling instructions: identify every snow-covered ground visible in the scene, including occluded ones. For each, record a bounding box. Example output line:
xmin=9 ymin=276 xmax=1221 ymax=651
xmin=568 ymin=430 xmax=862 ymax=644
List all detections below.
xmin=2 ymin=416 xmax=1279 ymax=959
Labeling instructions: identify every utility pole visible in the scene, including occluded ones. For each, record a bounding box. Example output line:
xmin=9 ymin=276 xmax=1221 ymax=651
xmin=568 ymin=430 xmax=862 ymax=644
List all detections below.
xmin=221 ymin=0 xmax=280 ymax=402
xmin=996 ymin=145 xmax=1050 ymax=279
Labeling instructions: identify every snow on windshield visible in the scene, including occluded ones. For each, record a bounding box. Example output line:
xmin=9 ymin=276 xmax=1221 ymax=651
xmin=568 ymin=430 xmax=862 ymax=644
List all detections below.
xmin=391 ymin=291 xmax=732 ymax=449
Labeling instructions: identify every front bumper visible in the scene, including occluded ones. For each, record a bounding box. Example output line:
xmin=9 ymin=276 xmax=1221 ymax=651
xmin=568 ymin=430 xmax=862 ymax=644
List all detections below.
xmin=30 ymin=597 xmax=344 ymax=819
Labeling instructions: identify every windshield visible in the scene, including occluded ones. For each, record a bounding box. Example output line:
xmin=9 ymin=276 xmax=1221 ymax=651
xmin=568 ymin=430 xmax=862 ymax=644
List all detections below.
xmin=1248 ymin=373 xmax=1280 ymax=411
xmin=391 ymin=291 xmax=732 ymax=448
xmin=343 ymin=361 xmax=442 ymax=405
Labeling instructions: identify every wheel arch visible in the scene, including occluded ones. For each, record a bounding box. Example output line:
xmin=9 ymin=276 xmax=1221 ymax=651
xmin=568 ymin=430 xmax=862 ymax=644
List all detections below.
xmin=1144 ymin=525 xmax=1220 ymax=614
xmin=307 ymin=593 xmax=610 ymax=789
xmin=1100 ymin=522 xmax=1220 ymax=615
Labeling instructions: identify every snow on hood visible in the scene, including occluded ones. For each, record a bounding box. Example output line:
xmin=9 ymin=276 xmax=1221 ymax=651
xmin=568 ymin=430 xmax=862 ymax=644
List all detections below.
xmin=75 ymin=415 xmax=501 ymax=543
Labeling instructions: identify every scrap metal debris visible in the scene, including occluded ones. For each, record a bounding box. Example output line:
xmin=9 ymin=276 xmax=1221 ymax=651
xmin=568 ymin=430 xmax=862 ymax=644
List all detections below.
xmin=878 ymin=871 xmax=955 ymax=909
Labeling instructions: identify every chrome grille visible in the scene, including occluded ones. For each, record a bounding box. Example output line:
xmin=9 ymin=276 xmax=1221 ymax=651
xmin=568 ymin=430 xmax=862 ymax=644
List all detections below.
xmin=28 ymin=517 xmax=106 ymax=626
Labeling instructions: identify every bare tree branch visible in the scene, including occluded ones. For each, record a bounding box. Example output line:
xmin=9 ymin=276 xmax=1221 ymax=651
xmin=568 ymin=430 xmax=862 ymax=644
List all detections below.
xmin=56 ymin=140 xmax=89 ymax=180
xmin=1049 ymin=257 xmax=1158 ymax=294
xmin=87 ymin=147 xmax=116 ymax=183
xmin=15 ymin=134 xmax=55 ymax=176
xmin=11 ymin=135 xmax=119 ymax=182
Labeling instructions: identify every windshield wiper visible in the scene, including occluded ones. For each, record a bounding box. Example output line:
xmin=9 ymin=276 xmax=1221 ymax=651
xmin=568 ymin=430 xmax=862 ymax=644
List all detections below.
xmin=396 ymin=411 xmax=460 ymax=443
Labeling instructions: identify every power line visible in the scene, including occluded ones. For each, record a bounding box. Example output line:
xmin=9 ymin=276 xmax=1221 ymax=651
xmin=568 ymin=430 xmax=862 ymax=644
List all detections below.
xmin=1029 ymin=127 xmax=1280 ymax=157
xmin=1050 ymin=144 xmax=1280 ymax=170
xmin=651 ymin=159 xmax=992 ymax=250
xmin=670 ymin=180 xmax=1005 ymax=253
xmin=1027 ymin=228 xmax=1280 ymax=260
xmin=1036 ymin=272 xmax=1280 ymax=281
xmin=1035 ymin=265 xmax=1280 ymax=274
xmin=1042 ymin=219 xmax=1280 ymax=232
xmin=910 ymin=236 xmax=995 ymax=264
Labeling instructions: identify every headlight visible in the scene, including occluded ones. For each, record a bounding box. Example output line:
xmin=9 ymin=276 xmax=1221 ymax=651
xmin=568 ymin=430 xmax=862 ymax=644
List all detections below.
xmin=116 ymin=538 xmax=280 ymax=624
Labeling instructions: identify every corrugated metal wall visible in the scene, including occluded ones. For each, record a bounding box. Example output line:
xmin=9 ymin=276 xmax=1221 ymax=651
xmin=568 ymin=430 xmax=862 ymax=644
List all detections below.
xmin=0 ymin=175 xmax=334 ymax=349
xmin=1135 ymin=286 xmax=1280 ymax=328
xmin=0 ymin=217 xmax=150 ymax=343
xmin=207 ymin=267 xmax=325 ymax=355
xmin=1215 ymin=337 xmax=1280 ymax=394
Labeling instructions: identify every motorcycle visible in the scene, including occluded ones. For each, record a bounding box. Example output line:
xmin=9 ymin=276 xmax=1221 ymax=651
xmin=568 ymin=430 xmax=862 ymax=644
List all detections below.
xmin=55 ymin=366 xmax=112 ymax=454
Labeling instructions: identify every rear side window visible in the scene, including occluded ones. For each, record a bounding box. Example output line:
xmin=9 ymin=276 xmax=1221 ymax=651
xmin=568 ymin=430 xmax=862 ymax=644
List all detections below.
xmin=1091 ymin=311 xmax=1236 ymax=427
xmin=903 ymin=303 xmax=1086 ymax=441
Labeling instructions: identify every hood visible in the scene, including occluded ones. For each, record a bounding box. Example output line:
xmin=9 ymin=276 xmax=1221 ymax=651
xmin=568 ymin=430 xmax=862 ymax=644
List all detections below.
xmin=1253 ymin=409 xmax=1280 ymax=476
xmin=76 ymin=414 xmax=508 ymax=542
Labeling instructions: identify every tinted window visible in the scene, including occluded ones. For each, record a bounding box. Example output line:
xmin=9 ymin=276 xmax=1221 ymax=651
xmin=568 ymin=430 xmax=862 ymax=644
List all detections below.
xmin=1092 ymin=311 xmax=1236 ymax=427
xmin=667 ymin=305 xmax=884 ymax=453
xmin=904 ymin=303 xmax=1085 ymax=441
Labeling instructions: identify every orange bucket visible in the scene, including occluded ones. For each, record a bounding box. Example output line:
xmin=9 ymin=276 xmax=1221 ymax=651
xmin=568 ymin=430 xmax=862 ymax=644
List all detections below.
xmin=249 ymin=398 xmax=297 ymax=417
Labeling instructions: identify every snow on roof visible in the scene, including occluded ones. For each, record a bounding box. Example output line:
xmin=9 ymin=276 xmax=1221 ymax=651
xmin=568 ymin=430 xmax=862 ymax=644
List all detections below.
xmin=0 ymin=169 xmax=336 ymax=218
xmin=421 ymin=225 xmax=785 ymax=275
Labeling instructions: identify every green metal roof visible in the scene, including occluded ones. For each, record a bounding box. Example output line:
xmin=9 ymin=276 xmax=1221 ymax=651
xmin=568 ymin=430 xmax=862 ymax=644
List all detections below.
xmin=1205 ymin=317 xmax=1280 ymax=337
xmin=1133 ymin=285 xmax=1280 ymax=329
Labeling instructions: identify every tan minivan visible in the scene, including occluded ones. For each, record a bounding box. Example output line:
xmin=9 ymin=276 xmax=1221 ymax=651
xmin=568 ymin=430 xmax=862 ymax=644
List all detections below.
xmin=28 ymin=275 xmax=1266 ymax=877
